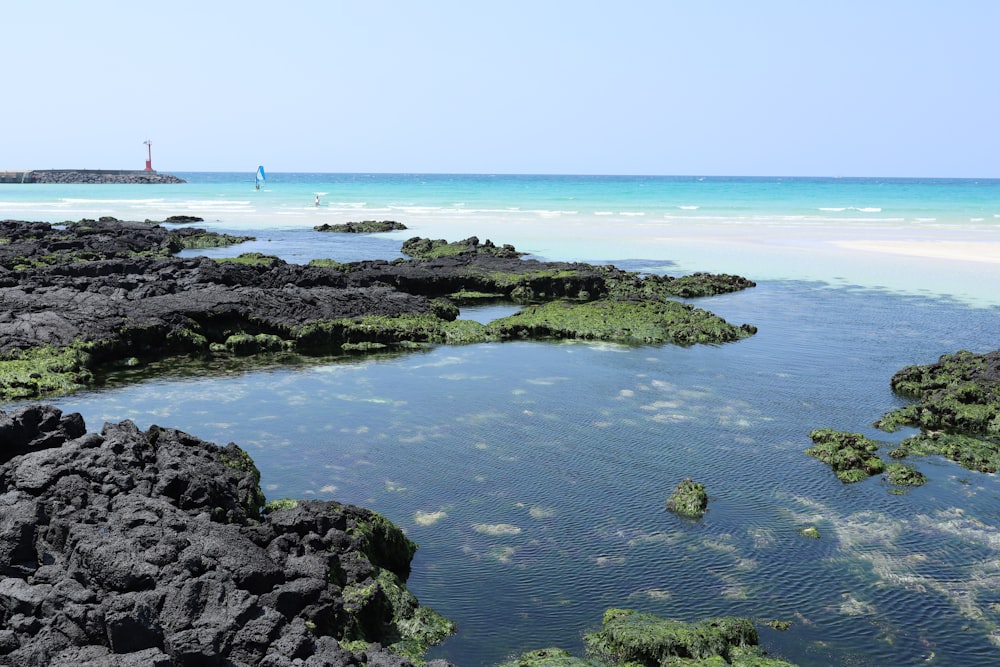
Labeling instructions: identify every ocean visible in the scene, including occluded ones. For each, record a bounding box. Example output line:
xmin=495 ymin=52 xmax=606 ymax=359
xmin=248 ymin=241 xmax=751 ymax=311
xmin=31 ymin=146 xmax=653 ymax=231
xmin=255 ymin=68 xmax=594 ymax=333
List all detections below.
xmin=2 ymin=173 xmax=1000 ymax=665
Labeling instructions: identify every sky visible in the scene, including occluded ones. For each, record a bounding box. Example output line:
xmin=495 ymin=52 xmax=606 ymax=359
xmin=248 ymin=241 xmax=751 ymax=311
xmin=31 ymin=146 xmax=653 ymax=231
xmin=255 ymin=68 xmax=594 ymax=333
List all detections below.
xmin=2 ymin=1 xmax=998 ymax=177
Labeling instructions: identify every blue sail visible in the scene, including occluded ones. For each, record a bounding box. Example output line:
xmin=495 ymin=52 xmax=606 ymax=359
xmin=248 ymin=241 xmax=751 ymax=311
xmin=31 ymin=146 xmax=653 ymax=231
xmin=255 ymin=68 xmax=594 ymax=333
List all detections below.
xmin=255 ymin=166 xmax=266 ymax=188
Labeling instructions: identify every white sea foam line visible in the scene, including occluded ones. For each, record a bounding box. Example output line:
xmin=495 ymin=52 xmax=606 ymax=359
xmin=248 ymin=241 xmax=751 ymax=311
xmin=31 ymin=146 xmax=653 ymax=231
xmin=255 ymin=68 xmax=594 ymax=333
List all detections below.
xmin=174 ymin=205 xmax=255 ymax=213
xmin=0 ymin=201 xmax=65 ymax=208
xmin=816 ymin=206 xmax=884 ymax=213
xmin=387 ymin=206 xmax=444 ymax=213
xmin=60 ymin=198 xmax=166 ymax=204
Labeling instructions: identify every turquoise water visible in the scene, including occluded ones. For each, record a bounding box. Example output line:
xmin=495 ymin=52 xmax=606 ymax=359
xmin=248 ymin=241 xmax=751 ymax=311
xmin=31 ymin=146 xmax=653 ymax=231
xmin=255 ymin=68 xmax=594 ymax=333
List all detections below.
xmin=6 ymin=172 xmax=999 ymax=227
xmin=3 ymin=174 xmax=1000 ymax=665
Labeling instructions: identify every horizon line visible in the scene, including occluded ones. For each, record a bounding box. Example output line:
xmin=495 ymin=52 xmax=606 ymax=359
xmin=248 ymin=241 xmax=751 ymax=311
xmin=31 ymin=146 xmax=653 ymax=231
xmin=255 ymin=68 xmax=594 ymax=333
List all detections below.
xmin=155 ymin=170 xmax=1000 ymax=181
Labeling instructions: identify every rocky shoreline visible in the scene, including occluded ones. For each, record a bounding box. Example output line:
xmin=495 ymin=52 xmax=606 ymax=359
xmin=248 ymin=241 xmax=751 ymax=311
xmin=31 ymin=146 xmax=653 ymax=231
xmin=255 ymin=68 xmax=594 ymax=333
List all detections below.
xmin=0 ymin=218 xmax=757 ymax=402
xmin=0 ymin=404 xmax=455 ymax=666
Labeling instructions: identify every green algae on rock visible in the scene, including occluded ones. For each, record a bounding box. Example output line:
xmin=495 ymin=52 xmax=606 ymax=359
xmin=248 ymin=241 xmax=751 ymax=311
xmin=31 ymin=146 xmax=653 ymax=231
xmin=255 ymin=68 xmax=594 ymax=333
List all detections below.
xmin=875 ymin=349 xmax=1000 ymax=474
xmin=599 ymin=265 xmax=757 ymax=300
xmin=583 ymin=608 xmax=797 ymax=666
xmin=314 ymin=220 xmax=408 ymax=233
xmin=877 ymin=349 xmax=1000 ymax=438
xmin=0 ymin=343 xmax=95 ymax=400
xmin=335 ymin=508 xmax=458 ymax=658
xmin=496 ymin=648 xmax=598 ymax=667
xmin=806 ymin=429 xmax=885 ymax=483
xmin=175 ymin=230 xmax=254 ymax=249
xmin=666 ymin=477 xmax=709 ymax=518
xmin=487 ymin=300 xmax=756 ymax=345
xmin=889 ymin=431 xmax=1000 ymax=474
xmin=883 ymin=462 xmax=927 ymax=489
xmin=498 ymin=609 xmax=798 ymax=667
xmin=212 ymin=251 xmax=282 ymax=266
xmin=401 ymin=235 xmax=523 ymax=259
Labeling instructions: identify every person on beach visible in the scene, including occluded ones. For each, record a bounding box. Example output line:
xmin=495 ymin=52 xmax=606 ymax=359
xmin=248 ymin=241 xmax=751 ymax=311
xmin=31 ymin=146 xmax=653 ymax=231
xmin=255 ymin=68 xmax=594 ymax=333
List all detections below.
xmin=315 ymin=195 xmax=320 ymax=207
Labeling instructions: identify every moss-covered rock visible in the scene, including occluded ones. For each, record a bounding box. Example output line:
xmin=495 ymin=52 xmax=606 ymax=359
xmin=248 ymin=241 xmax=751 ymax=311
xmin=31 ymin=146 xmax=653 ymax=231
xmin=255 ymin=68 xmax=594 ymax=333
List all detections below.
xmin=294 ymin=314 xmax=494 ymax=352
xmin=497 ymin=648 xmax=600 ymax=667
xmin=218 ymin=442 xmax=267 ymax=521
xmin=666 ymin=477 xmax=709 ymax=518
xmin=883 ymin=462 xmax=927 ymax=489
xmin=263 ymin=497 xmax=299 ymax=513
xmin=401 ymin=235 xmax=523 ymax=259
xmin=333 ymin=508 xmax=456 ymax=658
xmin=486 ymin=300 xmax=756 ymax=346
xmin=601 ymin=266 xmax=757 ymax=300
xmin=873 ymin=349 xmax=1000 ymax=475
xmin=223 ymin=332 xmax=292 ymax=355
xmin=213 ymin=252 xmax=282 ymax=266
xmin=314 ymin=220 xmax=408 ymax=233
xmin=583 ymin=609 xmax=796 ymax=666
xmin=0 ymin=342 xmax=95 ymax=400
xmin=878 ymin=349 xmax=1000 ymax=438
xmin=805 ymin=429 xmax=885 ymax=483
xmin=173 ymin=231 xmax=254 ymax=248
xmin=308 ymin=258 xmax=349 ymax=271
xmin=889 ymin=431 xmax=1000 ymax=473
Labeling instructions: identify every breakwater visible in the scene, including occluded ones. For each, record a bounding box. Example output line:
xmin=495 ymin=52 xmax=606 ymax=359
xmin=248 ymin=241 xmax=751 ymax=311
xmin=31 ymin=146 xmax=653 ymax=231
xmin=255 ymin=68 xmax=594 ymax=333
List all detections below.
xmin=2 ymin=169 xmax=185 ymax=184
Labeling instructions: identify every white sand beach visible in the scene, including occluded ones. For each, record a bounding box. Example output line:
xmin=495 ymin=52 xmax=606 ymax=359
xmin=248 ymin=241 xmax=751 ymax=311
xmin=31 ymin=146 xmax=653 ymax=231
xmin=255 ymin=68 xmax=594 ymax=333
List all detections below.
xmin=833 ymin=240 xmax=1000 ymax=264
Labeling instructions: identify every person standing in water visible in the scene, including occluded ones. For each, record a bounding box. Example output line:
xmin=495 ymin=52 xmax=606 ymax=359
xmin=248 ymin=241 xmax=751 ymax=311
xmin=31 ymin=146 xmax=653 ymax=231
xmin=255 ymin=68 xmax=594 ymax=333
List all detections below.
xmin=314 ymin=195 xmax=320 ymax=207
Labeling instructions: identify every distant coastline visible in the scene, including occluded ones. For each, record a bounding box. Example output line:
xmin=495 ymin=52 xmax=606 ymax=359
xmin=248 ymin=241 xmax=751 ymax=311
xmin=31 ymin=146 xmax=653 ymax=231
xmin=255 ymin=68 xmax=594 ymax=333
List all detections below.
xmin=0 ymin=169 xmax=185 ymax=184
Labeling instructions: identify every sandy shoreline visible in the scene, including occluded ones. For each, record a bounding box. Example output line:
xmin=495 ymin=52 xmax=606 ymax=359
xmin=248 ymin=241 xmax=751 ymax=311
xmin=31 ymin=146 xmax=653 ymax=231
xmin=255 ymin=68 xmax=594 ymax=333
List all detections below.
xmin=833 ymin=239 xmax=1000 ymax=264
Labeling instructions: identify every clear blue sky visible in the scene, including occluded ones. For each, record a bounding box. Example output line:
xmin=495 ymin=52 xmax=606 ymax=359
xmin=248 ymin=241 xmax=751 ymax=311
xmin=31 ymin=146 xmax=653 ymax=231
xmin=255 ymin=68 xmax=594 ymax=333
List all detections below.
xmin=3 ymin=1 xmax=998 ymax=177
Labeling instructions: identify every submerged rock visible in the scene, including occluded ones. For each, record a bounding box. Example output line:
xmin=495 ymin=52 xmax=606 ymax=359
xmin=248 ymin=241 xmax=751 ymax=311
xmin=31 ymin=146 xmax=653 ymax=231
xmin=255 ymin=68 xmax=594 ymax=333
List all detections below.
xmin=805 ymin=429 xmax=885 ymax=483
xmin=584 ymin=608 xmax=797 ymax=666
xmin=0 ymin=404 xmax=455 ymax=666
xmin=665 ymin=477 xmax=708 ymax=518
xmin=498 ymin=609 xmax=799 ymax=666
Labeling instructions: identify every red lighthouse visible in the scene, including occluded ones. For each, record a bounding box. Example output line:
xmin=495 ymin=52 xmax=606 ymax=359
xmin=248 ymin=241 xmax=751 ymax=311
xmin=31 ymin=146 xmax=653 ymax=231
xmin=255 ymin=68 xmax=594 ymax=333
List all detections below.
xmin=143 ymin=139 xmax=153 ymax=171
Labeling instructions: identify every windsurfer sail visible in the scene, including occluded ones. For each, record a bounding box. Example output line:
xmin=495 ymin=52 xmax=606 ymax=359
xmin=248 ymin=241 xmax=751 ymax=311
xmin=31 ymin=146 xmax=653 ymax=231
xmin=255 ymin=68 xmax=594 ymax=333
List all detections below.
xmin=255 ymin=166 xmax=265 ymax=190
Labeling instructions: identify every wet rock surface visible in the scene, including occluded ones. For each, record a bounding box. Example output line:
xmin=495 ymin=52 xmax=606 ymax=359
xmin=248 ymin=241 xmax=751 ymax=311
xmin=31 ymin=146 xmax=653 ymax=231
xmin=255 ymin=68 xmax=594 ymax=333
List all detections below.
xmin=0 ymin=404 xmax=456 ymax=666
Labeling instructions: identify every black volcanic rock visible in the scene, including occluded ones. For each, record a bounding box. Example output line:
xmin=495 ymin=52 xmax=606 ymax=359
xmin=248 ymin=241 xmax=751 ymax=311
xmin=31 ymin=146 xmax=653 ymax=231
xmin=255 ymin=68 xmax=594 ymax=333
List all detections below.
xmin=0 ymin=404 xmax=456 ymax=666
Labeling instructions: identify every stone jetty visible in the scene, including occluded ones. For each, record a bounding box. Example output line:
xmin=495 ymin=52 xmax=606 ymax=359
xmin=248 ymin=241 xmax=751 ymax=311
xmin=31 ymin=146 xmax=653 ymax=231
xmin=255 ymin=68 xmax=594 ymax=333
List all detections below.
xmin=5 ymin=170 xmax=185 ymax=184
